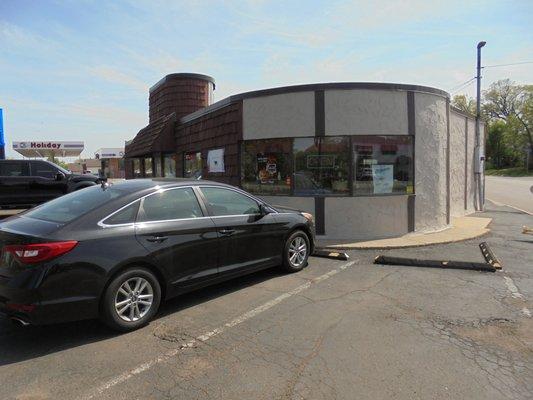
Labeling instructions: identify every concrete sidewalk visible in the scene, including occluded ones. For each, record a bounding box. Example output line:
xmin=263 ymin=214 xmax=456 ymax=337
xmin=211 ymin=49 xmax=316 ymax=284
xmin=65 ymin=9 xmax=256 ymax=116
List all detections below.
xmin=319 ymin=215 xmax=492 ymax=249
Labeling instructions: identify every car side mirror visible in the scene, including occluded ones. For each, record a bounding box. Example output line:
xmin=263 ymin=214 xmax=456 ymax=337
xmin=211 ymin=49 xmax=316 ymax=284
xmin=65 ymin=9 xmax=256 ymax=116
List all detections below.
xmin=259 ymin=204 xmax=271 ymax=216
xmin=55 ymin=172 xmax=64 ymax=181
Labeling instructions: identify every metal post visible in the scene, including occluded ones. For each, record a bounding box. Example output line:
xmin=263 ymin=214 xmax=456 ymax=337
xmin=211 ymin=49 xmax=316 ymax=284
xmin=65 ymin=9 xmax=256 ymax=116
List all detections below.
xmin=475 ymin=41 xmax=486 ymax=211
xmin=0 ymin=108 xmax=5 ymax=160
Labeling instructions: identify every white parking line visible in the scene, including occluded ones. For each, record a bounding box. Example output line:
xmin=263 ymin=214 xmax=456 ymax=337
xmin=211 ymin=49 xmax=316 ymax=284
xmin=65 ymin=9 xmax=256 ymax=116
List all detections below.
xmin=486 ymin=198 xmax=532 ymax=215
xmin=503 ymin=276 xmax=531 ymax=318
xmin=82 ymin=260 xmax=356 ymax=400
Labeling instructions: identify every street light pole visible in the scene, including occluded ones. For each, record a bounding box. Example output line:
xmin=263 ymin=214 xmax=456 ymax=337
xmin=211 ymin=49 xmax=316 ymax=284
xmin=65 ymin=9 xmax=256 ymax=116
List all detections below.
xmin=475 ymin=41 xmax=486 ymax=211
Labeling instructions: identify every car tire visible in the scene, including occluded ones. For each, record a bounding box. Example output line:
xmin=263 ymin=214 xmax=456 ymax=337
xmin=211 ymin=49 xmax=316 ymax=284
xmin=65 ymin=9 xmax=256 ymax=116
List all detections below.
xmin=281 ymin=230 xmax=310 ymax=272
xmin=100 ymin=267 xmax=161 ymax=332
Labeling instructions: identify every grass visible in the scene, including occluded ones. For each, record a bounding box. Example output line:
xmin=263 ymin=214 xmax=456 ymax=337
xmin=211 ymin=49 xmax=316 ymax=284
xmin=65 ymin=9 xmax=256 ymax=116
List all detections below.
xmin=485 ymin=167 xmax=533 ymax=177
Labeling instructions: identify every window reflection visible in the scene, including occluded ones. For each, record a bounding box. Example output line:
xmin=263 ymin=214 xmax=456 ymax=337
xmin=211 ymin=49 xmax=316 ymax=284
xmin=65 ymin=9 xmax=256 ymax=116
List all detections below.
xmin=242 ymin=139 xmax=291 ymax=195
xmin=293 ymin=137 xmax=350 ymax=196
xmin=353 ymin=136 xmax=413 ymax=195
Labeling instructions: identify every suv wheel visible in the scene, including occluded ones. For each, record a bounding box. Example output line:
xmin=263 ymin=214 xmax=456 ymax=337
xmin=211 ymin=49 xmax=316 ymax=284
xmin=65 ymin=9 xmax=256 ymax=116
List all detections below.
xmin=101 ymin=267 xmax=161 ymax=332
xmin=281 ymin=230 xmax=310 ymax=272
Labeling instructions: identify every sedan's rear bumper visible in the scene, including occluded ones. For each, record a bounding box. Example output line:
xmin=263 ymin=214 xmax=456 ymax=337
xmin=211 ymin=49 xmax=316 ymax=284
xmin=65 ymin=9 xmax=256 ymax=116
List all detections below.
xmin=0 ymin=274 xmax=99 ymax=325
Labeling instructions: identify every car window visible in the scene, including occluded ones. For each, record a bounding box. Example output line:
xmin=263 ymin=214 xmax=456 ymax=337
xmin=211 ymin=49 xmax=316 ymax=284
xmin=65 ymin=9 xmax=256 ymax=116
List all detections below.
xmin=31 ymin=161 xmax=58 ymax=179
xmin=24 ymin=185 xmax=128 ymax=223
xmin=0 ymin=162 xmax=29 ymax=177
xmin=138 ymin=188 xmax=203 ymax=222
xmin=201 ymin=187 xmax=260 ymax=216
xmin=102 ymin=202 xmax=139 ymax=225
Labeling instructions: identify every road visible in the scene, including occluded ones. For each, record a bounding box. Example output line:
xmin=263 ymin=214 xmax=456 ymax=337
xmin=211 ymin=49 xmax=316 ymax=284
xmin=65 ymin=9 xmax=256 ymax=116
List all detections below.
xmin=0 ymin=203 xmax=532 ymax=400
xmin=486 ymin=175 xmax=533 ymax=214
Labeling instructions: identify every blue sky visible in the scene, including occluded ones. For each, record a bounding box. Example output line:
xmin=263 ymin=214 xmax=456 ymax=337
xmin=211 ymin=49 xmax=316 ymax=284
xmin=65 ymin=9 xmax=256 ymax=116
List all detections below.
xmin=1 ymin=0 xmax=532 ymax=159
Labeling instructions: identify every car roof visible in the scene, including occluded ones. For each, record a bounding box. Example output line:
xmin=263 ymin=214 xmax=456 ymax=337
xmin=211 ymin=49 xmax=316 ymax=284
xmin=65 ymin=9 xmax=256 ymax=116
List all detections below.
xmin=107 ymin=178 xmax=237 ymax=193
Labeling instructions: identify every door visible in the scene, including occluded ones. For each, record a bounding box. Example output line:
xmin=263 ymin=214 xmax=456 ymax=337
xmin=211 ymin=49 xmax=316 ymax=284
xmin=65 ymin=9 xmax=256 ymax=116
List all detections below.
xmin=198 ymin=186 xmax=283 ymax=276
xmin=134 ymin=187 xmax=219 ymax=293
xmin=28 ymin=161 xmax=65 ymax=201
xmin=0 ymin=161 xmax=31 ymax=206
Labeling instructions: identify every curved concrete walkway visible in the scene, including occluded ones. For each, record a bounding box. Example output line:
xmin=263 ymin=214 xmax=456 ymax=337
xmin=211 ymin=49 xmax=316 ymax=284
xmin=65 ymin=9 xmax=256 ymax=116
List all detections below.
xmin=321 ymin=216 xmax=492 ymax=250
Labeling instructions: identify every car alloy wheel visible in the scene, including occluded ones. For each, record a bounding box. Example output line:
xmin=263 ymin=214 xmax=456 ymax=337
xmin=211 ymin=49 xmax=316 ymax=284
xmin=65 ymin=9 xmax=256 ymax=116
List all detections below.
xmin=288 ymin=236 xmax=307 ymax=267
xmin=114 ymin=277 xmax=154 ymax=322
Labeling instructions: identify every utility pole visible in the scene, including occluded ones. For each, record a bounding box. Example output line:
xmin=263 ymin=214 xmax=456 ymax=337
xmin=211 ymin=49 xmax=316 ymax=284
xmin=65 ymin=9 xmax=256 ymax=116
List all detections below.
xmin=0 ymin=108 xmax=5 ymax=160
xmin=475 ymin=41 xmax=486 ymax=211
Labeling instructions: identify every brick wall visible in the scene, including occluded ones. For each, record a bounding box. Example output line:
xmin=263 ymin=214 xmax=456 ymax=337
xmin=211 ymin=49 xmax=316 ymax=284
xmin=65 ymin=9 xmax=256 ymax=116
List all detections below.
xmin=175 ymin=101 xmax=243 ymax=186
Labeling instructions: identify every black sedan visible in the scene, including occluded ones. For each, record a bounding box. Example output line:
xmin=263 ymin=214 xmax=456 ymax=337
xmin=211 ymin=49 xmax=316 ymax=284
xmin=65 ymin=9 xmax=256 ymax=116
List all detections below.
xmin=0 ymin=179 xmax=315 ymax=331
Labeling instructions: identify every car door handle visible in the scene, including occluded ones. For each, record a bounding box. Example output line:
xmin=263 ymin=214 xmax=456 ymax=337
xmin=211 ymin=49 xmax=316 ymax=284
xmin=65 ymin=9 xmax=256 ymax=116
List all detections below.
xmin=219 ymin=229 xmax=235 ymax=236
xmin=146 ymin=236 xmax=168 ymax=243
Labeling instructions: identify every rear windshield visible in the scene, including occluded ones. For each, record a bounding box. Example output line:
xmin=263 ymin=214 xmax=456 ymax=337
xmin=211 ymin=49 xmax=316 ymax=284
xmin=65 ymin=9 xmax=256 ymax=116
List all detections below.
xmin=24 ymin=185 xmax=130 ymax=223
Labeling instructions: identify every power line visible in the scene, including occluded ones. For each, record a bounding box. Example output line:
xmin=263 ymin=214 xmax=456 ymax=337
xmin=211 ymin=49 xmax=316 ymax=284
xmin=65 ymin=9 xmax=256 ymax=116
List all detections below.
xmin=482 ymin=61 xmax=533 ymax=69
xmin=449 ymin=77 xmax=476 ymax=94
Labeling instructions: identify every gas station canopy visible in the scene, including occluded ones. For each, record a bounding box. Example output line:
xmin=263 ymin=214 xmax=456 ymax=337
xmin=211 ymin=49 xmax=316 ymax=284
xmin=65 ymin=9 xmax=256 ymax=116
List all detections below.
xmin=13 ymin=141 xmax=84 ymax=158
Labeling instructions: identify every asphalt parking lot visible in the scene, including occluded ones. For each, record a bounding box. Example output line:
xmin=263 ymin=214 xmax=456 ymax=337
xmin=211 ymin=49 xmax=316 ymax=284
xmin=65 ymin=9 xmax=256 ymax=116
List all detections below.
xmin=0 ymin=202 xmax=532 ymax=400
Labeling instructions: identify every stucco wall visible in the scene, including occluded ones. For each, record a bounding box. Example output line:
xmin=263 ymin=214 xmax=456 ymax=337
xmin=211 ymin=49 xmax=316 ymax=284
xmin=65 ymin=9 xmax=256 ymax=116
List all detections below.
xmin=258 ymin=195 xmax=409 ymax=240
xmin=325 ymin=196 xmax=409 ymax=240
xmin=467 ymin=119 xmax=477 ymax=213
xmin=414 ymin=92 xmax=448 ymax=232
xmin=449 ymin=111 xmax=467 ymax=217
xmin=325 ymin=89 xmax=408 ymax=135
xmin=243 ymin=92 xmax=315 ymax=139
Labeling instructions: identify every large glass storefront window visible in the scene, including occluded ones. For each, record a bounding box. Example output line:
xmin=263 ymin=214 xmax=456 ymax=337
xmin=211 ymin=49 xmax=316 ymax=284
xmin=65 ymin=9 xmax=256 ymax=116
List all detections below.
xmin=294 ymin=137 xmax=350 ymax=196
xmin=242 ymin=139 xmax=291 ymax=195
xmin=184 ymin=152 xmax=202 ymax=179
xmin=353 ymin=136 xmax=414 ymax=195
xmin=154 ymin=156 xmax=162 ymax=177
xmin=133 ymin=158 xmax=142 ymax=178
xmin=163 ymin=153 xmax=177 ymax=177
xmin=144 ymin=157 xmax=153 ymax=177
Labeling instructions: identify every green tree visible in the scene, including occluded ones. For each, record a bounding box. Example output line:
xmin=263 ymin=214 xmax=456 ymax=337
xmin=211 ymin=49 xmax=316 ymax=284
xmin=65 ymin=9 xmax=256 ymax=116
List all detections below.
xmin=451 ymin=94 xmax=476 ymax=116
xmin=483 ymin=80 xmax=533 ymax=168
xmin=47 ymin=155 xmax=70 ymax=170
xmin=486 ymin=121 xmax=506 ymax=168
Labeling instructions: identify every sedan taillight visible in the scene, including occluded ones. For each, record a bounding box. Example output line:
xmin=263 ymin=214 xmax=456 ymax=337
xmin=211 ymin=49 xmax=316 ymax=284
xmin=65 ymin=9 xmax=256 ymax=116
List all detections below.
xmin=3 ymin=241 xmax=78 ymax=264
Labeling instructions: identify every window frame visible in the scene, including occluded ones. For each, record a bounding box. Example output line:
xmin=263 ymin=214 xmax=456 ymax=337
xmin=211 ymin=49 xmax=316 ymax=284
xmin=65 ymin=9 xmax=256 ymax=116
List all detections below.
xmin=240 ymin=138 xmax=294 ymax=197
xmin=351 ymin=135 xmax=415 ymax=197
xmin=98 ymin=186 xmax=209 ymax=227
xmin=240 ymin=135 xmax=415 ymax=198
xmin=99 ymin=200 xmax=141 ymax=227
xmin=137 ymin=186 xmax=206 ymax=224
xmin=29 ymin=160 xmax=60 ymax=180
xmin=183 ymin=151 xmax=203 ymax=179
xmin=292 ymin=136 xmax=352 ymax=197
xmin=162 ymin=153 xmax=177 ymax=177
xmin=198 ymin=185 xmax=268 ymax=218
xmin=0 ymin=161 xmax=30 ymax=177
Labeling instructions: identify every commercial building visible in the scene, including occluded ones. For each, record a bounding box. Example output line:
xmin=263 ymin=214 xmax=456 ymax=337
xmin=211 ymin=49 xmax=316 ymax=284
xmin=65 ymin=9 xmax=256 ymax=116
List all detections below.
xmin=95 ymin=148 xmax=125 ymax=178
xmin=13 ymin=141 xmax=84 ymax=158
xmin=124 ymin=73 xmax=484 ymax=240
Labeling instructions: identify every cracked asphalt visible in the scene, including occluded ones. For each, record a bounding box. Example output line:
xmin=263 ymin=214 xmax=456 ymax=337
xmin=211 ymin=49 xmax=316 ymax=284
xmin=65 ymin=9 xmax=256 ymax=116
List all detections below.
xmin=0 ymin=201 xmax=531 ymax=400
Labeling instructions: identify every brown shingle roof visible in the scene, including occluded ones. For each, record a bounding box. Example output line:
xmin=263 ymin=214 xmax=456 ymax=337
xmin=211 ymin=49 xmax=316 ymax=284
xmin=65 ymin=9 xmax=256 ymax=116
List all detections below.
xmin=125 ymin=113 xmax=176 ymax=157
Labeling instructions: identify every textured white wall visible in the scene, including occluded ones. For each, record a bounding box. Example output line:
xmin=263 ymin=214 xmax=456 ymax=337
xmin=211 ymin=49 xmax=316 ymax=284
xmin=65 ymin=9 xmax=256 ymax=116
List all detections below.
xmin=467 ymin=119 xmax=477 ymax=213
xmin=414 ymin=93 xmax=448 ymax=232
xmin=325 ymin=196 xmax=409 ymax=240
xmin=449 ymin=111 xmax=467 ymax=217
xmin=243 ymin=92 xmax=315 ymax=139
xmin=325 ymin=89 xmax=408 ymax=135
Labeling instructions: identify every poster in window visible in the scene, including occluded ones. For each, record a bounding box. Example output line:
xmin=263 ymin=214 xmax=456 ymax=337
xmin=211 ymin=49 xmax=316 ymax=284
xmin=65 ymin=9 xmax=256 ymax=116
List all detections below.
xmin=257 ymin=153 xmax=280 ymax=183
xmin=207 ymin=148 xmax=225 ymax=173
xmin=372 ymin=164 xmax=394 ymax=194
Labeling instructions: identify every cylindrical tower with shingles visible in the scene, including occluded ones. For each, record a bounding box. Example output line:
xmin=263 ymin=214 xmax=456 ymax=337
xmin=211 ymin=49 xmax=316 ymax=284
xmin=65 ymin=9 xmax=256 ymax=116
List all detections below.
xmin=148 ymin=73 xmax=215 ymax=123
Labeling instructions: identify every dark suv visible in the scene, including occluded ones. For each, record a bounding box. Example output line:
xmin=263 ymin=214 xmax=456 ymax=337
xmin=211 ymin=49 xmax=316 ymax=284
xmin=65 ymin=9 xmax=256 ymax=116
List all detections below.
xmin=0 ymin=159 xmax=103 ymax=208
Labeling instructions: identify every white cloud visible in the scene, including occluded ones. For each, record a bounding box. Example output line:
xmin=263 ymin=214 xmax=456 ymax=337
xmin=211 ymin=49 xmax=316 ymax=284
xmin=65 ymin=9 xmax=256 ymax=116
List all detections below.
xmin=88 ymin=66 xmax=148 ymax=93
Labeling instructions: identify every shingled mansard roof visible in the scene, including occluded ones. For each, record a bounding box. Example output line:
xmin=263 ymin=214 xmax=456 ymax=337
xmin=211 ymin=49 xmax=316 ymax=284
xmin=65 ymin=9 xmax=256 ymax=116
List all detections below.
xmin=125 ymin=113 xmax=176 ymax=157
